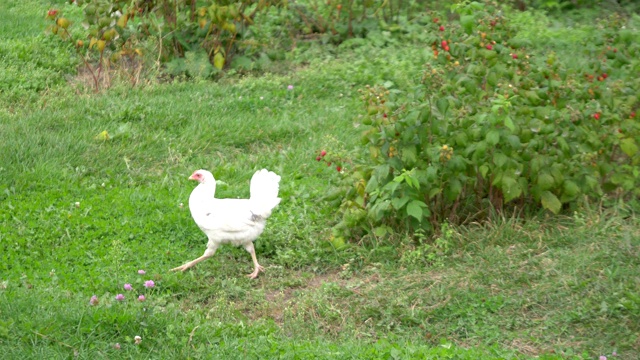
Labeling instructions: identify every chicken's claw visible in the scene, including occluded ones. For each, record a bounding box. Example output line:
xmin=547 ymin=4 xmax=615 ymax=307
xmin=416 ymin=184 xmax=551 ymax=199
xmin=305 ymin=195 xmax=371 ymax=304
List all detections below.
xmin=247 ymin=265 xmax=265 ymax=279
xmin=170 ymin=264 xmax=189 ymax=272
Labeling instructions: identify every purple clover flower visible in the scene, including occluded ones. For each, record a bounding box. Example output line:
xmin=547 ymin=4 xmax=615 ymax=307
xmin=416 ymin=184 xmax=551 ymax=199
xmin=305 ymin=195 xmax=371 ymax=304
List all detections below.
xmin=124 ymin=283 xmax=133 ymax=291
xmin=89 ymin=295 xmax=99 ymax=306
xmin=144 ymin=280 xmax=155 ymax=288
xmin=115 ymin=294 xmax=125 ymax=301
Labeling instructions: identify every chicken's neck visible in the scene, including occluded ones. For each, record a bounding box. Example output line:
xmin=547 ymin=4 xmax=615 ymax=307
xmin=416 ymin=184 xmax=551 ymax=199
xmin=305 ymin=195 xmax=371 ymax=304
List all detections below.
xmin=189 ymin=181 xmax=216 ymax=215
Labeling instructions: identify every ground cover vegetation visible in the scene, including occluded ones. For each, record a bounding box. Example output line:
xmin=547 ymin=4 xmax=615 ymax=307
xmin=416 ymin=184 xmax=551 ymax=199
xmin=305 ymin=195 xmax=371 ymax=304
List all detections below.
xmin=1 ymin=0 xmax=639 ymax=358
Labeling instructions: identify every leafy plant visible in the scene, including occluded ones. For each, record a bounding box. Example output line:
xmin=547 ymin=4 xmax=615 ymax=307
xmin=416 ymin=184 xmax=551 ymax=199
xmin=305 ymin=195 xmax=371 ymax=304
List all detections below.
xmin=331 ymin=0 xmax=640 ymax=238
xmin=285 ymin=0 xmax=430 ymax=44
xmin=45 ymin=0 xmax=287 ymax=87
xmin=45 ymin=3 xmax=145 ymax=91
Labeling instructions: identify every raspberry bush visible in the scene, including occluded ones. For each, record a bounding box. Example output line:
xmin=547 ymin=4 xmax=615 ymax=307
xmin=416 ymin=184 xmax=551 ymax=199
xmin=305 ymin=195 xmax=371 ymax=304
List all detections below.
xmin=332 ymin=1 xmax=640 ymax=240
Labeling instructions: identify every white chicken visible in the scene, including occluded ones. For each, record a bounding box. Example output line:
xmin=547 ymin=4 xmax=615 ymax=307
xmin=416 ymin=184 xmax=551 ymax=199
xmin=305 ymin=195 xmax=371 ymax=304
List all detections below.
xmin=170 ymin=168 xmax=281 ymax=278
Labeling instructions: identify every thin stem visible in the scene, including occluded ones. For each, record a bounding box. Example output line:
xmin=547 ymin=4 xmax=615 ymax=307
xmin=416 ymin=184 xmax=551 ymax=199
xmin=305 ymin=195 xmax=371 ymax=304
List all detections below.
xmin=96 ymin=50 xmax=104 ymax=93
xmin=63 ymin=28 xmax=99 ymax=91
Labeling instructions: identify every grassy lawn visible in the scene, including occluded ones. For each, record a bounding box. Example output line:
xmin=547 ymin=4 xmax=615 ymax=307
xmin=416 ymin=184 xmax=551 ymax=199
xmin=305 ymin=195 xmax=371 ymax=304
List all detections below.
xmin=1 ymin=0 xmax=638 ymax=358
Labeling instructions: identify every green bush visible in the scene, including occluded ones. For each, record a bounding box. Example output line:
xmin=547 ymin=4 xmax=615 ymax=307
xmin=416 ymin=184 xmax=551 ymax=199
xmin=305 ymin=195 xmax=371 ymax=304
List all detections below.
xmin=284 ymin=0 xmax=428 ymax=43
xmin=331 ymin=1 xmax=640 ymax=240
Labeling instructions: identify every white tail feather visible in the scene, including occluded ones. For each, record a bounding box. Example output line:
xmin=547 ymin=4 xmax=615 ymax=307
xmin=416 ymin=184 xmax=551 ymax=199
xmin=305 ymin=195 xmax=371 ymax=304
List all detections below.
xmin=249 ymin=169 xmax=281 ymax=218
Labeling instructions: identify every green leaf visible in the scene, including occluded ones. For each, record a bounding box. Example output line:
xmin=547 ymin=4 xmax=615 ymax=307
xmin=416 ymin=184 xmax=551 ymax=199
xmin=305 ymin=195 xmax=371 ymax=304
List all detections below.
xmin=523 ymin=90 xmax=541 ymax=105
xmin=425 ymin=166 xmax=438 ymax=182
xmin=479 ymin=164 xmax=489 ymax=179
xmin=501 ymin=176 xmax=522 ymax=203
xmin=406 ymin=200 xmax=424 ymax=221
xmin=487 ymin=72 xmax=498 ymax=87
xmin=445 ymin=178 xmax=462 ymax=201
xmin=557 ymin=136 xmax=569 ymax=153
xmin=506 ymin=135 xmax=521 ymax=149
xmin=436 ymin=98 xmax=449 ymax=117
xmin=405 ymin=173 xmax=420 ymax=190
xmin=401 ymin=146 xmax=418 ymax=165
xmin=537 ymin=172 xmax=555 ymax=190
xmin=391 ymin=196 xmax=410 ymax=210
xmin=493 ymin=152 xmax=508 ymax=168
xmin=369 ymin=200 xmax=391 ymax=221
xmin=541 ymin=191 xmax=562 ymax=214
xmin=373 ymin=226 xmax=388 ymax=237
xmin=383 ymin=180 xmax=400 ymax=193
xmin=454 ymin=132 xmax=468 ymax=147
xmin=365 ymin=176 xmax=379 ymax=193
xmin=472 ymin=141 xmax=487 ymax=162
xmin=550 ymin=165 xmax=564 ymax=185
xmin=479 ymin=49 xmax=497 ymax=59
xmin=531 ymin=155 xmax=543 ymax=174
xmin=620 ymin=138 xmax=638 ymax=157
xmin=563 ymin=180 xmax=580 ymax=198
xmin=460 ymin=15 xmax=475 ymax=34
xmin=486 ymin=130 xmax=500 ymax=146
xmin=374 ymin=164 xmax=391 ymax=181
xmin=213 ymin=52 xmax=225 ymax=70
xmin=503 ymin=116 xmax=515 ymax=132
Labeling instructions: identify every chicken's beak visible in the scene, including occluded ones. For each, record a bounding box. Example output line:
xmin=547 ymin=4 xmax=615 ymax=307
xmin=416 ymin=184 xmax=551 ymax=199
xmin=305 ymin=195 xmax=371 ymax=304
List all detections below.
xmin=188 ymin=173 xmax=197 ymax=180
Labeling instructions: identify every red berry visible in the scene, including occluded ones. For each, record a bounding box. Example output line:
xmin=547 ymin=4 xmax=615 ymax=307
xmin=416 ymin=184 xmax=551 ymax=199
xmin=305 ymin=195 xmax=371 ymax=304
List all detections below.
xmin=444 ymin=45 xmax=450 ymax=52
xmin=316 ymin=156 xmax=322 ymax=161
xmin=597 ymin=76 xmax=604 ymax=82
xmin=336 ymin=166 xmax=342 ymax=172
xmin=602 ymin=73 xmax=608 ymax=79
xmin=486 ymin=44 xmax=493 ymax=50
xmin=630 ymin=112 xmax=636 ymax=119
xmin=613 ymin=48 xmax=618 ymax=53
xmin=433 ymin=18 xmax=439 ymax=23
xmin=320 ymin=150 xmax=327 ymax=157
xmin=383 ymin=113 xmax=387 ymax=118
xmin=47 ymin=9 xmax=58 ymax=17
xmin=593 ymin=113 xmax=600 ymax=120
xmin=441 ymin=40 xmax=447 ymax=48
xmin=439 ymin=26 xmax=445 ymax=31
xmin=511 ymin=54 xmax=518 ymax=59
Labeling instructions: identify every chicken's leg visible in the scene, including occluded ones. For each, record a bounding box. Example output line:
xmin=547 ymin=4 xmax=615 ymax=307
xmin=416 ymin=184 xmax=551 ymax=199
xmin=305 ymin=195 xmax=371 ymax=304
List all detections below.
xmin=244 ymin=242 xmax=264 ymax=279
xmin=170 ymin=247 xmax=217 ymax=272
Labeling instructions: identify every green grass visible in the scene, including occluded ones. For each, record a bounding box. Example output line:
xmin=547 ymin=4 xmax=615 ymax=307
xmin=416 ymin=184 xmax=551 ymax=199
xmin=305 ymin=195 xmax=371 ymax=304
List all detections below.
xmin=1 ymin=0 xmax=639 ymax=358
xmin=0 ymin=1 xmax=78 ymax=107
